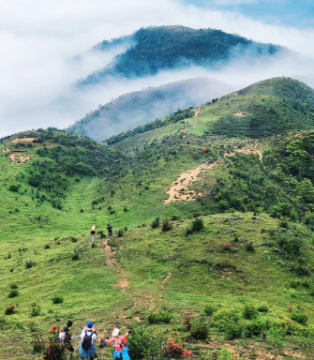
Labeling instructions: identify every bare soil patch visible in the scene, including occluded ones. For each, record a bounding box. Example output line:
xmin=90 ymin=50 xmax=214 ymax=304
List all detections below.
xmin=9 ymin=152 xmax=30 ymax=164
xmin=233 ymin=111 xmax=246 ymax=117
xmin=11 ymin=137 xmax=37 ymax=144
xmin=161 ymin=272 xmax=172 ymax=288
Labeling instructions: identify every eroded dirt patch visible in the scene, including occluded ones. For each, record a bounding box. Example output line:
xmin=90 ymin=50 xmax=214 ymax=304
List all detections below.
xmin=233 ymin=111 xmax=246 ymax=117
xmin=11 ymin=137 xmax=37 ymax=144
xmin=164 ymin=146 xmax=263 ymax=204
xmin=1 ymin=148 xmax=10 ymax=153
xmin=161 ymin=272 xmax=172 ymax=288
xmin=9 ymin=152 xmax=30 ymax=164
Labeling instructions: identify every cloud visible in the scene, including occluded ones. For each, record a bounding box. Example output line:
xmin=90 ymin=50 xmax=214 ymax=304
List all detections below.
xmin=0 ymin=0 xmax=314 ymax=137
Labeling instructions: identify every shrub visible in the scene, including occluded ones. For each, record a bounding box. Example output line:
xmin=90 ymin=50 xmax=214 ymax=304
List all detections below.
xmin=42 ymin=324 xmax=66 ymax=359
xmin=245 ymin=242 xmax=255 ymax=252
xmin=8 ymin=289 xmax=18 ymax=298
xmin=51 ymin=295 xmax=63 ymax=304
xmin=9 ymin=184 xmax=19 ymax=192
xmin=205 ymin=304 xmax=216 ymax=316
xmin=162 ymin=219 xmax=173 ymax=232
xmin=291 ymin=310 xmax=308 ymax=324
xmin=31 ymin=304 xmax=41 ymax=317
xmin=128 ymin=323 xmax=164 ymax=360
xmin=25 ymin=260 xmax=36 ymax=269
xmin=71 ymin=237 xmax=78 ymax=243
xmin=217 ymin=348 xmax=232 ymax=360
xmin=147 ymin=309 xmax=173 ymax=324
xmin=224 ymin=321 xmax=243 ymax=340
xmin=98 ymin=230 xmax=106 ymax=238
xmin=244 ymin=320 xmax=266 ymax=338
xmin=151 ymin=217 xmax=160 ymax=229
xmin=72 ymin=253 xmax=79 ymax=261
xmin=171 ymin=215 xmax=179 ymax=221
xmin=163 ymin=338 xmax=192 ymax=358
xmin=257 ymin=305 xmax=269 ymax=313
xmin=44 ymin=244 xmax=50 ymax=249
xmin=10 ymin=284 xmax=18 ymax=289
xmin=117 ymin=229 xmax=124 ymax=237
xmin=243 ymin=304 xmax=258 ymax=320
xmin=182 ymin=311 xmax=193 ymax=330
xmin=124 ymin=206 xmax=128 ymax=212
xmin=191 ymin=217 xmax=204 ymax=232
xmin=190 ymin=317 xmax=209 ymax=340
xmin=5 ymin=305 xmax=15 ymax=315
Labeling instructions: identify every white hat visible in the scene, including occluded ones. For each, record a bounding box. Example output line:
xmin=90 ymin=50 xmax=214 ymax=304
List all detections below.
xmin=112 ymin=328 xmax=120 ymax=337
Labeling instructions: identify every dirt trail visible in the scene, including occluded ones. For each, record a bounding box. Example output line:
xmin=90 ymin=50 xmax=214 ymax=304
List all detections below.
xmin=1 ymin=148 xmax=10 ymax=153
xmin=164 ymin=145 xmax=263 ymax=204
xmin=103 ymin=239 xmax=129 ymax=290
xmin=11 ymin=137 xmax=37 ymax=144
xmin=193 ymin=107 xmax=201 ymax=128
xmin=161 ymin=272 xmax=172 ymax=288
xmin=9 ymin=152 xmax=30 ymax=164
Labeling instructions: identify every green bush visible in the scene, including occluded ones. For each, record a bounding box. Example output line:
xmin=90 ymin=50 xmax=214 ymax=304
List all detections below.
xmin=30 ymin=304 xmax=41 ymax=317
xmin=8 ymin=289 xmax=18 ymax=298
xmin=191 ymin=218 xmax=204 ymax=232
xmin=245 ymin=242 xmax=255 ymax=252
xmin=151 ymin=217 xmax=160 ymax=229
xmin=5 ymin=305 xmax=15 ymax=315
xmin=25 ymin=260 xmax=36 ymax=269
xmin=204 ymin=304 xmax=216 ymax=316
xmin=44 ymin=244 xmax=50 ymax=249
xmin=128 ymin=323 xmax=164 ymax=360
xmin=224 ymin=321 xmax=243 ymax=340
xmin=291 ymin=310 xmax=308 ymax=324
xmin=51 ymin=295 xmax=63 ymax=304
xmin=257 ymin=305 xmax=269 ymax=313
xmin=243 ymin=304 xmax=258 ymax=320
xmin=10 ymin=284 xmax=18 ymax=289
xmin=147 ymin=309 xmax=173 ymax=324
xmin=162 ymin=219 xmax=173 ymax=232
xmin=190 ymin=317 xmax=209 ymax=340
xmin=9 ymin=184 xmax=19 ymax=192
xmin=244 ymin=320 xmax=266 ymax=338
xmin=71 ymin=237 xmax=78 ymax=243
xmin=217 ymin=348 xmax=232 ymax=360
xmin=72 ymin=253 xmax=79 ymax=261
xmin=117 ymin=229 xmax=124 ymax=237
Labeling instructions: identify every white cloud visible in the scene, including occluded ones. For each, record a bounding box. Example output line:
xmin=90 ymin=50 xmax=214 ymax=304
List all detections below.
xmin=0 ymin=0 xmax=314 ymax=137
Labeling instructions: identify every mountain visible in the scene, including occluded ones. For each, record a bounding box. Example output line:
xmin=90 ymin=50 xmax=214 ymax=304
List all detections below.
xmin=68 ymin=77 xmax=236 ymax=141
xmin=80 ymin=25 xmax=284 ymax=86
xmin=2 ymin=78 xmax=314 ymax=359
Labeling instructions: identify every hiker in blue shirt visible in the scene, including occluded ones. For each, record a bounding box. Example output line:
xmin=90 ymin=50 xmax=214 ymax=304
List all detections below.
xmin=78 ymin=321 xmax=98 ymax=359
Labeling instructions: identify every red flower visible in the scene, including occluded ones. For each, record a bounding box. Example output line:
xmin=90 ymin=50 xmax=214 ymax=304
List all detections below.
xmin=224 ymin=242 xmax=230 ymax=248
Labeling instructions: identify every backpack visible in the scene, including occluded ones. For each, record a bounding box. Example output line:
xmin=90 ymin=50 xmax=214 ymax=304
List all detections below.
xmin=81 ymin=331 xmax=93 ymax=350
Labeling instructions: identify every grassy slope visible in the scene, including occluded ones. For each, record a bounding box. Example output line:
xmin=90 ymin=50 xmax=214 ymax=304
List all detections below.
xmin=2 ymin=79 xmax=314 ymax=358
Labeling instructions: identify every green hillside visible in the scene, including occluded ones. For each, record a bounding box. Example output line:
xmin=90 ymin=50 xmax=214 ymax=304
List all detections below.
xmin=111 ymin=77 xmax=314 ymax=153
xmin=2 ymin=78 xmax=314 ymax=359
xmin=80 ymin=26 xmax=284 ymax=85
xmin=68 ymin=77 xmax=235 ymax=141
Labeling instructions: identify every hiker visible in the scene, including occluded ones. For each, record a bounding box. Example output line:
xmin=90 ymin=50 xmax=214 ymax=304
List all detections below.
xmin=107 ymin=224 xmax=113 ymax=237
xmin=78 ymin=321 xmax=98 ymax=360
xmin=91 ymin=225 xmax=96 ymax=242
xmin=104 ymin=328 xmax=132 ymax=360
xmin=59 ymin=320 xmax=75 ymax=358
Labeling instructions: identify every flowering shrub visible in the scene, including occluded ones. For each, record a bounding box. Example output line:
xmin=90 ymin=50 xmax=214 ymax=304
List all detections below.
xmin=5 ymin=305 xmax=14 ymax=315
xmin=202 ymin=147 xmax=207 ymax=152
xmin=224 ymin=242 xmax=230 ymax=249
xmin=182 ymin=312 xmax=194 ymax=330
xmin=163 ymin=338 xmax=192 ymax=358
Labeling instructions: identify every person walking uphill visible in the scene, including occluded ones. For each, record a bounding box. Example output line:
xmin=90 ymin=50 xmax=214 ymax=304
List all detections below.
xmin=91 ymin=225 xmax=96 ymax=242
xmin=107 ymin=224 xmax=113 ymax=237
xmin=59 ymin=320 xmax=75 ymax=359
xmin=78 ymin=321 xmax=98 ymax=360
xmin=104 ymin=328 xmax=132 ymax=360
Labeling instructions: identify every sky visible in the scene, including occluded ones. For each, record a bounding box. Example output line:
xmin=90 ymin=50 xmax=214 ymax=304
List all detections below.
xmin=0 ymin=0 xmax=314 ymax=137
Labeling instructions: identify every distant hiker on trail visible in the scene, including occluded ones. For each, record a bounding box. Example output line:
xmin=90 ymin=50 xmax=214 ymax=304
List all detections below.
xmin=103 ymin=328 xmax=132 ymax=360
xmin=78 ymin=321 xmax=98 ymax=360
xmin=107 ymin=224 xmax=113 ymax=237
xmin=59 ymin=320 xmax=75 ymax=358
xmin=91 ymin=225 xmax=96 ymax=242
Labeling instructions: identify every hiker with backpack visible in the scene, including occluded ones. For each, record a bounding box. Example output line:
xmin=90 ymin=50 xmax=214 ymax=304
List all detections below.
xmin=59 ymin=320 xmax=75 ymax=359
xmin=107 ymin=224 xmax=113 ymax=237
xmin=103 ymin=328 xmax=132 ymax=360
xmin=91 ymin=225 xmax=96 ymax=242
xmin=78 ymin=321 xmax=98 ymax=359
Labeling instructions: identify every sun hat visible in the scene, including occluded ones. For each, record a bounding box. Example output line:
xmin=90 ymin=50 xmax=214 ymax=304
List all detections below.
xmin=112 ymin=328 xmax=120 ymax=337
xmin=87 ymin=321 xmax=93 ymax=328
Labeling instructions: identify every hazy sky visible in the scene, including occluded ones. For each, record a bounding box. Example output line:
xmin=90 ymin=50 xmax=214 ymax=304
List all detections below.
xmin=0 ymin=0 xmax=314 ymax=137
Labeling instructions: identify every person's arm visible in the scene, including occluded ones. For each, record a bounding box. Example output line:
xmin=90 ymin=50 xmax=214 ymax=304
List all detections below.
xmin=105 ymin=337 xmax=114 ymax=344
xmin=92 ymin=331 xmax=98 ymax=341
xmin=122 ymin=332 xmax=130 ymax=341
